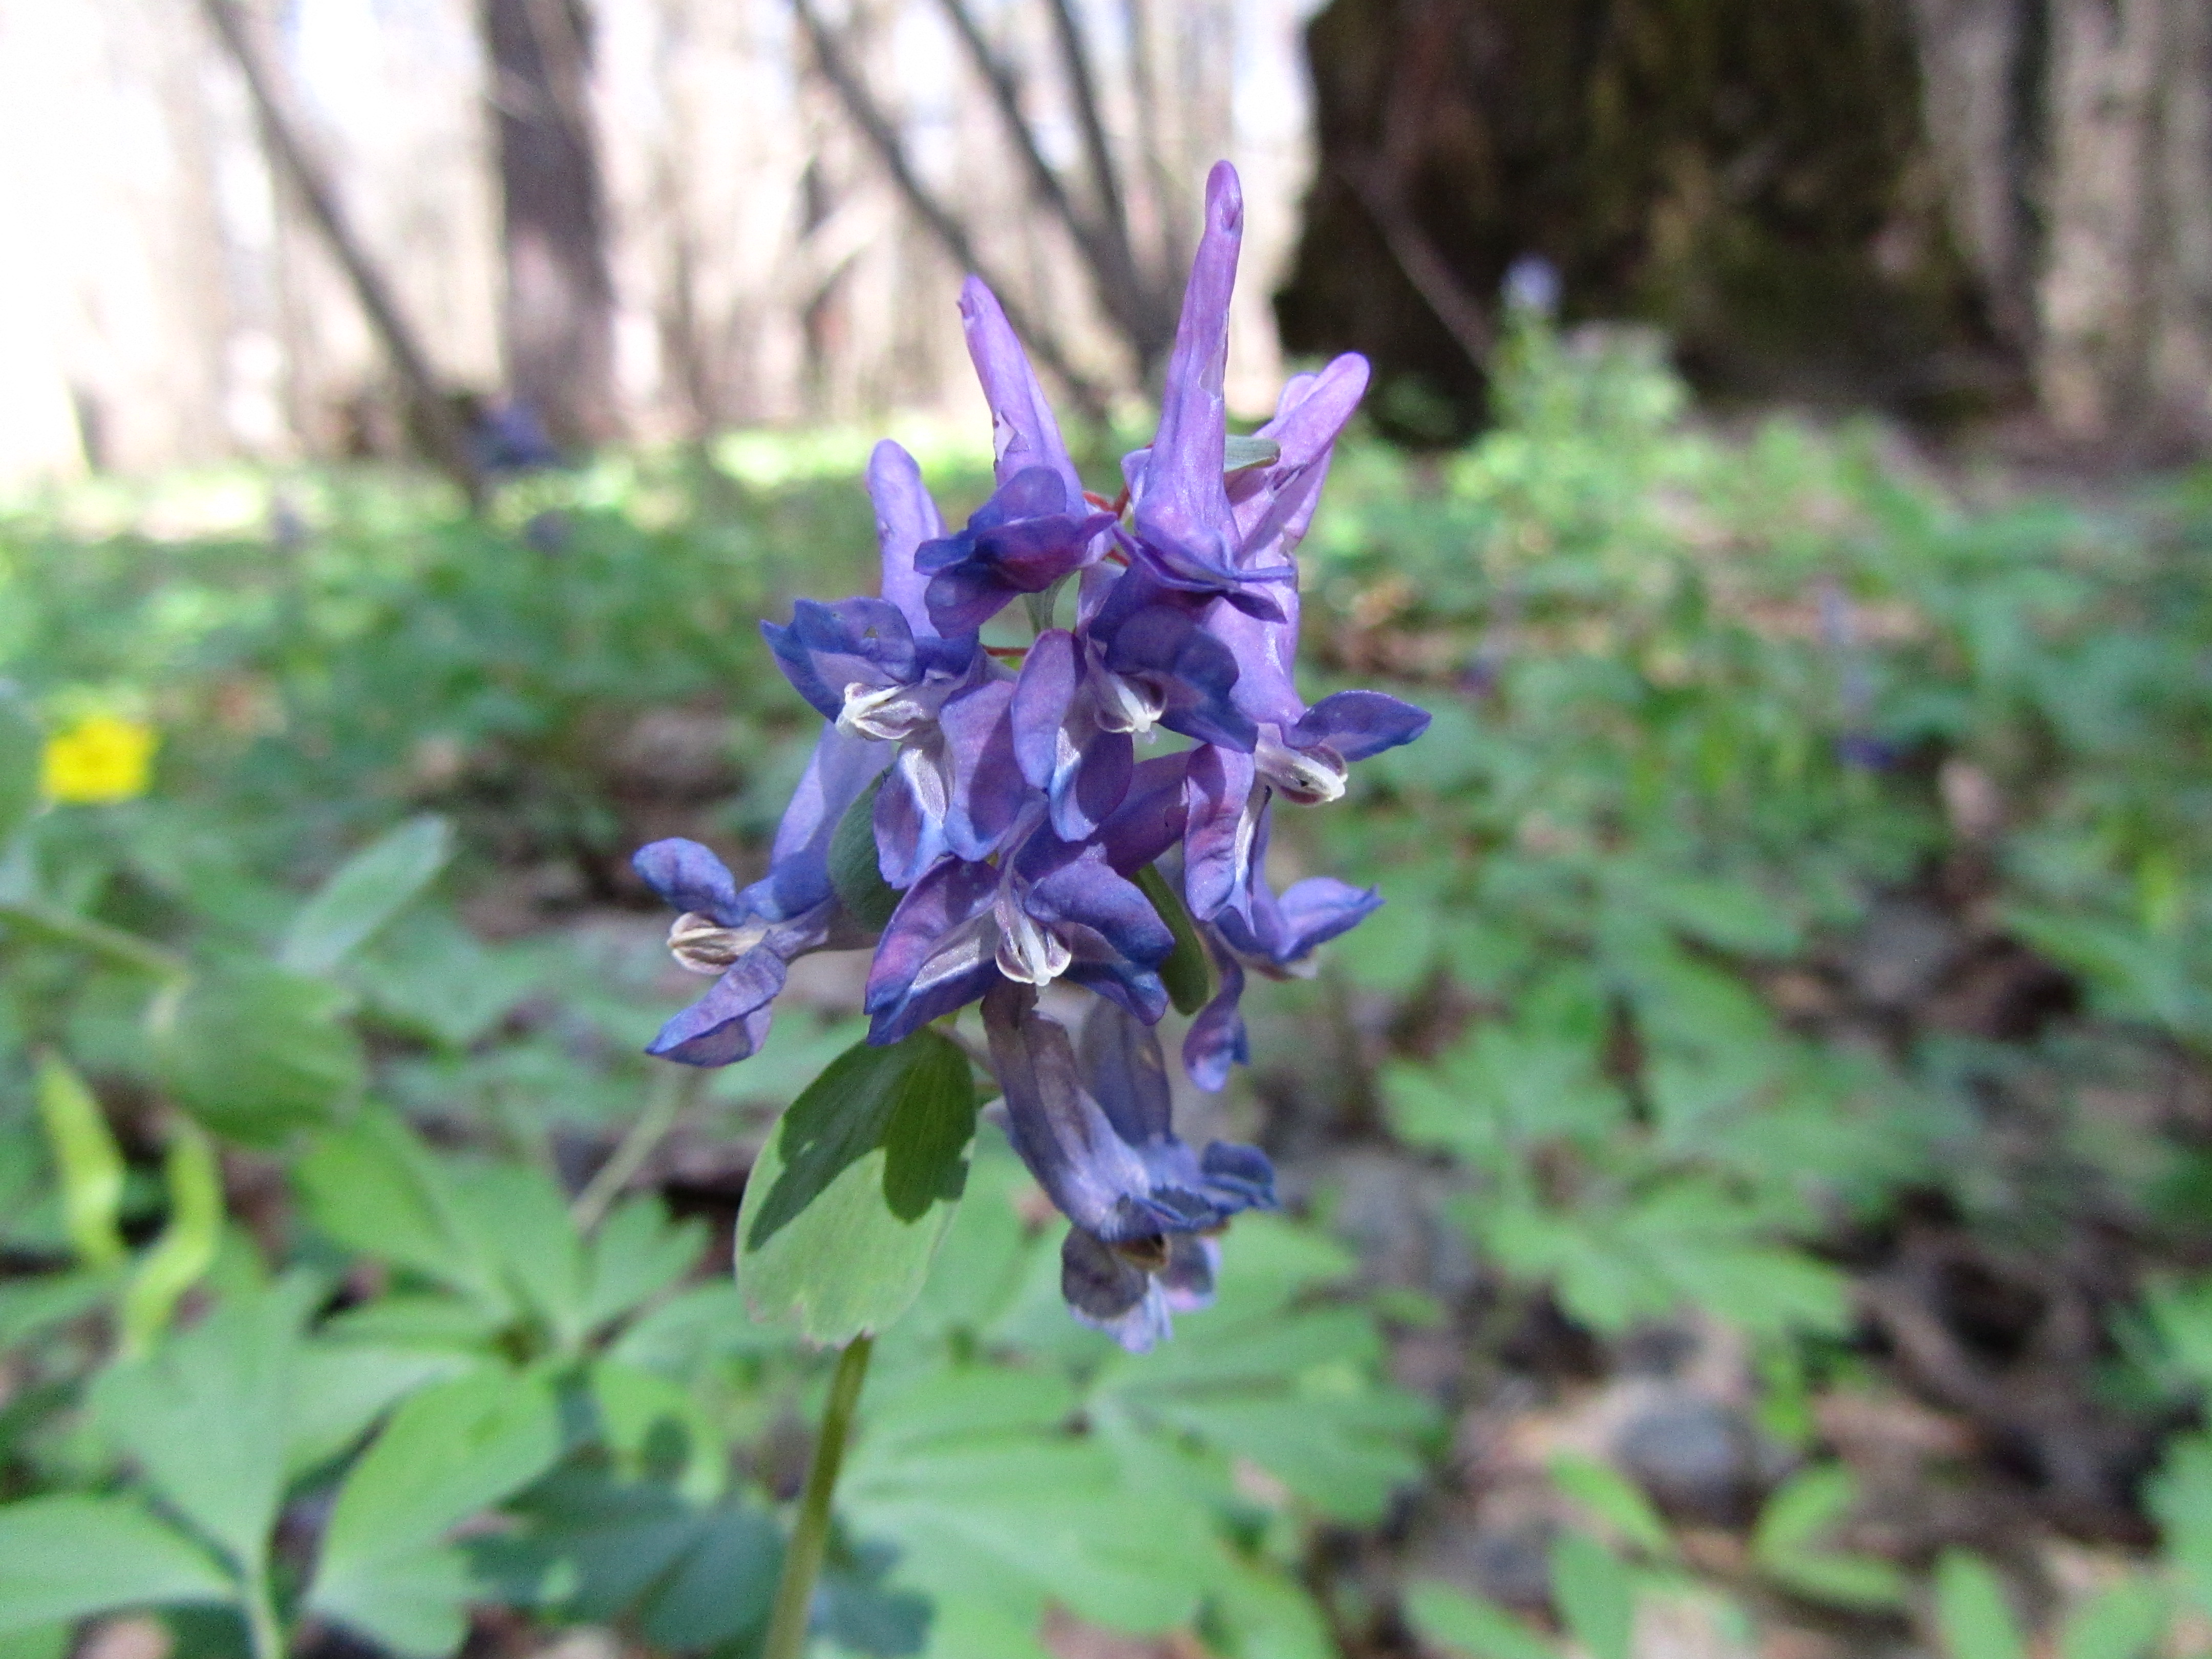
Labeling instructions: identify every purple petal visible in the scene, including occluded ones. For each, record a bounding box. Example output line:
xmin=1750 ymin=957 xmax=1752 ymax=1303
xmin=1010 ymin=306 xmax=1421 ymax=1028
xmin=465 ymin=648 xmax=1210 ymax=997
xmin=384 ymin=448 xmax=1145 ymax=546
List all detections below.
xmin=982 ymin=983 xmax=1179 ymax=1242
xmin=1075 ymin=994 xmax=1173 ymax=1147
xmin=1273 ymin=878 xmax=1385 ymax=958
xmin=1197 ymin=1142 xmax=1275 ymax=1209
xmin=1100 ymin=602 xmax=1256 ymax=752
xmin=1134 ymin=163 xmax=1243 ymax=583
xmin=1011 ymin=629 xmax=1079 ymax=789
xmin=872 ymin=741 xmax=952 ymax=890
xmin=863 ymin=857 xmax=998 ymax=1043
xmin=754 ymin=725 xmax=893 ymax=920
xmin=960 ymin=278 xmax=1086 ymax=504
xmin=1182 ymin=746 xmax=1257 ymax=920
xmin=1060 ymin=1227 xmax=1172 ymax=1350
xmin=1158 ymin=1233 xmax=1220 ymax=1313
xmin=1292 ymin=690 xmax=1432 ymax=762
xmin=633 ymin=839 xmax=743 ymax=925
xmin=1181 ymin=950 xmax=1248 ymax=1092
xmin=647 ymin=951 xmax=786 ymax=1065
xmin=868 ymin=439 xmax=945 ymax=634
xmin=1018 ymin=842 xmax=1174 ymax=975
xmin=1094 ymin=753 xmax=1188 ymax=874
xmin=761 ymin=597 xmax=918 ymax=720
xmin=940 ymin=679 xmax=1028 ymax=861
xmin=1228 ymin=353 xmax=1371 ymax=571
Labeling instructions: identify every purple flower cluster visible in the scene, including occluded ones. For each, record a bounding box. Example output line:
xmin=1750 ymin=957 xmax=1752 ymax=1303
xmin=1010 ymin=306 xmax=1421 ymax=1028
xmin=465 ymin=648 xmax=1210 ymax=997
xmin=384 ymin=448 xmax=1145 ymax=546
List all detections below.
xmin=634 ymin=164 xmax=1427 ymax=1349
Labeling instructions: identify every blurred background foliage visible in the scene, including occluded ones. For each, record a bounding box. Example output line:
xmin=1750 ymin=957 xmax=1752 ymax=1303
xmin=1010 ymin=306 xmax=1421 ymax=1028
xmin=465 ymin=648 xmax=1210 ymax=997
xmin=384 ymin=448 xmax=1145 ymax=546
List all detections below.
xmin=4 ymin=303 xmax=2212 ymax=1658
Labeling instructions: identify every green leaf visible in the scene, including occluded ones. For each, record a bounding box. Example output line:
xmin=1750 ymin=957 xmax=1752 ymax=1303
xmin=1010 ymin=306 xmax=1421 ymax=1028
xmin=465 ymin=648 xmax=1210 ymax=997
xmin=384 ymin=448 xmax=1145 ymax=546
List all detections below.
xmin=0 ymin=692 xmax=39 ymax=848
xmin=1135 ymin=863 xmax=1214 ymax=1015
xmin=1935 ymin=1552 xmax=2026 ymax=1659
xmin=309 ymin=1367 xmax=566 ymax=1652
xmin=117 ymin=1117 xmax=225 ymax=1357
xmin=280 ymin=815 xmax=453 ymax=976
xmin=578 ymin=1197 xmax=707 ymax=1335
xmin=830 ymin=777 xmax=902 ymax=931
xmin=91 ymin=1283 xmax=311 ymax=1578
xmin=1548 ymin=1531 xmax=1633 ymax=1659
xmin=842 ymin=1370 xmax=1214 ymax=1639
xmin=310 ymin=1544 xmax=475 ymax=1659
xmin=295 ymin=1108 xmax=502 ymax=1312
xmin=33 ymin=1052 xmax=126 ymax=1269
xmin=1402 ymin=1582 xmax=1559 ymax=1659
xmin=0 ymin=1496 xmax=235 ymax=1632
xmin=1750 ymin=1465 xmax=1907 ymax=1610
xmin=1548 ymin=1453 xmax=1673 ymax=1558
xmin=284 ymin=1343 xmax=482 ymax=1478
xmin=2057 ymin=1580 xmax=2166 ymax=1659
xmin=735 ymin=1029 xmax=977 ymax=1343
xmin=151 ymin=965 xmax=365 ymax=1145
xmin=1223 ymin=434 xmax=1283 ymax=475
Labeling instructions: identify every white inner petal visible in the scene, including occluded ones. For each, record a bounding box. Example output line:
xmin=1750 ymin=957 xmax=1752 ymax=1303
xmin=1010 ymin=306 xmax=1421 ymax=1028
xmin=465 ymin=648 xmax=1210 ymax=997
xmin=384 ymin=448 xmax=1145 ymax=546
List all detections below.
xmin=1254 ymin=732 xmax=1347 ymax=805
xmin=1093 ymin=670 xmax=1163 ymax=736
xmin=838 ymin=681 xmax=934 ymax=742
xmin=667 ymin=911 xmax=770 ymax=975
xmin=993 ymin=891 xmax=1072 ymax=985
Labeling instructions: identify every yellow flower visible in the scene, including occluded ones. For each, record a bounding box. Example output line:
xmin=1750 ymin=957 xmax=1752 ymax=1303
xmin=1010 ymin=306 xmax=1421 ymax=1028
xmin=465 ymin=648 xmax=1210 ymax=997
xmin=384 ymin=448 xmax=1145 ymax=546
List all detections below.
xmin=41 ymin=714 xmax=157 ymax=804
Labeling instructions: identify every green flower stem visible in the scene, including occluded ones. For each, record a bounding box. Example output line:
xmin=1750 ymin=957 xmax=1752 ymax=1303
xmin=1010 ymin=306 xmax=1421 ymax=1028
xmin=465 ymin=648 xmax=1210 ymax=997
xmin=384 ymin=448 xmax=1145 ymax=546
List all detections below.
xmin=0 ymin=898 xmax=192 ymax=983
xmin=762 ymin=1333 xmax=876 ymax=1659
xmin=1135 ymin=863 xmax=1214 ymax=1015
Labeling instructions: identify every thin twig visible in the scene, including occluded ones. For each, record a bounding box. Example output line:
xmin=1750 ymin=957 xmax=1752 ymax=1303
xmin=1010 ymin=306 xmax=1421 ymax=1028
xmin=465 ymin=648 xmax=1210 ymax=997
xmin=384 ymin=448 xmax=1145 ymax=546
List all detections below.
xmin=790 ymin=0 xmax=1112 ymax=421
xmin=1337 ymin=160 xmax=1494 ymax=368
xmin=571 ymin=1065 xmax=698 ymax=1232
xmin=1039 ymin=0 xmax=1167 ymax=368
xmin=196 ymin=0 xmax=485 ymax=509
xmin=928 ymin=0 xmax=1157 ymax=375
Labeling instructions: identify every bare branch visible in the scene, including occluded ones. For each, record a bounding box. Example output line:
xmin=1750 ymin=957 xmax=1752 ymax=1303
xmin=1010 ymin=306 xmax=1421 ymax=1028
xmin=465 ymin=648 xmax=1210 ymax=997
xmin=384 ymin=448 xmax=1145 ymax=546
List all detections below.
xmin=196 ymin=0 xmax=484 ymax=508
xmin=1338 ymin=160 xmax=1494 ymax=369
xmin=926 ymin=0 xmax=1153 ymax=363
xmin=1040 ymin=0 xmax=1167 ymax=361
xmin=789 ymin=0 xmax=1111 ymax=422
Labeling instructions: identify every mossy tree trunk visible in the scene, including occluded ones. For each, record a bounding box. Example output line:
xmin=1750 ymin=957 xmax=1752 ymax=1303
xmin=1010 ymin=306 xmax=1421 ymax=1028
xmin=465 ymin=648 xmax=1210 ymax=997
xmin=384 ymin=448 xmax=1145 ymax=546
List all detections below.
xmin=1283 ymin=0 xmax=2212 ymax=449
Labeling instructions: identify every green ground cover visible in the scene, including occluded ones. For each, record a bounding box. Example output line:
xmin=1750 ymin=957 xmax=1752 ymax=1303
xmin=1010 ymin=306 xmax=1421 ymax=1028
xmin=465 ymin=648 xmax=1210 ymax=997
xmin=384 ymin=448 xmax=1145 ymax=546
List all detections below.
xmin=2 ymin=315 xmax=2210 ymax=1657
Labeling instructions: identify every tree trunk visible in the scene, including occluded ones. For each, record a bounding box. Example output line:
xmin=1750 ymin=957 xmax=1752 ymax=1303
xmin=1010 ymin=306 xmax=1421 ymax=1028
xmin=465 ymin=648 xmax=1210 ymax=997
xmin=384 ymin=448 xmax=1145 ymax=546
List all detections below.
xmin=481 ymin=0 xmax=616 ymax=450
xmin=2033 ymin=0 xmax=2212 ymax=448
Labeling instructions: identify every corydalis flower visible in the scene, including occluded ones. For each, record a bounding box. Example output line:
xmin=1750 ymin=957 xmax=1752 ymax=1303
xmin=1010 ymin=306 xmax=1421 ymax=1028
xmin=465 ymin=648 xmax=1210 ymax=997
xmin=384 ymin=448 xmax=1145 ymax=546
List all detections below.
xmin=631 ymin=159 xmax=1425 ymax=1349
xmin=985 ymin=983 xmax=1272 ymax=1351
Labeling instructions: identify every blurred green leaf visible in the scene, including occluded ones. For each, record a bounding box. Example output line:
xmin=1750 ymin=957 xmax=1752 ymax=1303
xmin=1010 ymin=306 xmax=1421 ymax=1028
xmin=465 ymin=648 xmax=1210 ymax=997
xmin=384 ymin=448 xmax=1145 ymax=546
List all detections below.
xmin=0 ymin=1495 xmax=235 ymax=1633
xmin=0 ymin=692 xmax=39 ymax=848
xmin=1935 ymin=1552 xmax=2026 ymax=1659
xmin=1751 ymin=1465 xmax=1907 ymax=1610
xmin=152 ymin=965 xmax=365 ymax=1145
xmin=1548 ymin=1453 xmax=1673 ymax=1559
xmin=33 ymin=1052 xmax=125 ymax=1269
xmin=2057 ymin=1579 xmax=2166 ymax=1659
xmin=1402 ymin=1582 xmax=1558 ymax=1659
xmin=116 ymin=1117 xmax=225 ymax=1356
xmin=736 ymin=1028 xmax=977 ymax=1343
xmin=280 ymin=815 xmax=453 ymax=977
xmin=308 ymin=1366 xmax=566 ymax=1654
xmin=91 ymin=1282 xmax=312 ymax=1578
xmin=1548 ymin=1532 xmax=1633 ymax=1659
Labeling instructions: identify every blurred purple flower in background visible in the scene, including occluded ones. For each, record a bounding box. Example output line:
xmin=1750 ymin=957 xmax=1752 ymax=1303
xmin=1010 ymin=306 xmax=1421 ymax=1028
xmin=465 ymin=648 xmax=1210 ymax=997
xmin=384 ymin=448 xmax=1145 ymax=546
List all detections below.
xmin=633 ymin=160 xmax=1428 ymax=1347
